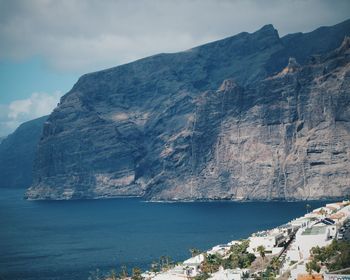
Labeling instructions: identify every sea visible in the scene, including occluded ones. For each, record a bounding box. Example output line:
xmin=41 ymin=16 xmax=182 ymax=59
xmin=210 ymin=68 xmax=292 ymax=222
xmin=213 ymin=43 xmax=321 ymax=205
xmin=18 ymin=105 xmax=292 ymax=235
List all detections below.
xmin=0 ymin=188 xmax=334 ymax=280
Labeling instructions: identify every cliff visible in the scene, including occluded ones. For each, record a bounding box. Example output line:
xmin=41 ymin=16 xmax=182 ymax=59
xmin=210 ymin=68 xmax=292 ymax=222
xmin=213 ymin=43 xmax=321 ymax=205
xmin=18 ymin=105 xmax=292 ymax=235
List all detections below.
xmin=26 ymin=20 xmax=350 ymax=200
xmin=0 ymin=116 xmax=47 ymax=188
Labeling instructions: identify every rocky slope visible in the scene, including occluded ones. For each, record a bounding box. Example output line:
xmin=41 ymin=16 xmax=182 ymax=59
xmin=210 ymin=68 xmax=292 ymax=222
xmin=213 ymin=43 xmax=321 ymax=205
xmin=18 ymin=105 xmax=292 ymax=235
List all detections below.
xmin=0 ymin=116 xmax=47 ymax=188
xmin=26 ymin=20 xmax=350 ymax=200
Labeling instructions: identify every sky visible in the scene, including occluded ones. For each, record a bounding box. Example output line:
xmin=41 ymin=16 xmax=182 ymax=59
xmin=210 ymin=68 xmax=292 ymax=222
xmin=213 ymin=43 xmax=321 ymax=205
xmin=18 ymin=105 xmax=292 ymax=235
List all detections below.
xmin=0 ymin=0 xmax=350 ymax=137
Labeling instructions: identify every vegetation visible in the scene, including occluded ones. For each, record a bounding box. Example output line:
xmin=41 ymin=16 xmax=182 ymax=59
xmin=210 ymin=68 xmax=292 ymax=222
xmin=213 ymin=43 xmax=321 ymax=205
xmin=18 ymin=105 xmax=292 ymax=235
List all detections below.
xmin=242 ymin=271 xmax=250 ymax=279
xmin=109 ymin=269 xmax=117 ymax=280
xmin=305 ymin=259 xmax=321 ymax=275
xmin=119 ymin=265 xmax=128 ymax=279
xmin=101 ymin=240 xmax=256 ymax=280
xmin=261 ymin=267 xmax=277 ymax=280
xmin=225 ymin=251 xmax=255 ymax=269
xmin=230 ymin=240 xmax=249 ymax=254
xmin=150 ymin=261 xmax=160 ymax=273
xmin=269 ymin=256 xmax=281 ymax=272
xmin=101 ymin=254 xmax=177 ymax=280
xmin=190 ymin=248 xmax=202 ymax=257
xmin=222 ymin=240 xmax=255 ymax=270
xmin=102 ymin=228 xmax=345 ymax=280
xmin=159 ymin=255 xmax=174 ymax=271
xmin=88 ymin=268 xmax=103 ymax=280
xmin=310 ymin=240 xmax=350 ymax=271
xmin=131 ymin=267 xmax=143 ymax=280
xmin=201 ymin=253 xmax=222 ymax=274
xmin=194 ymin=272 xmax=211 ymax=280
xmin=257 ymin=245 xmax=266 ymax=259
xmin=193 ymin=240 xmax=255 ymax=279
xmin=255 ymin=256 xmax=282 ymax=280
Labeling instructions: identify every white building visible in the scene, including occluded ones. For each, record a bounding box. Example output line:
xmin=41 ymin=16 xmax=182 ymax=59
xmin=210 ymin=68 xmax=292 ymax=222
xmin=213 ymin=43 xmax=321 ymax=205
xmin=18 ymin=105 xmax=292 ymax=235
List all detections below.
xmin=305 ymin=209 xmax=326 ymax=219
xmin=207 ymin=244 xmax=231 ymax=256
xmin=290 ymin=217 xmax=312 ymax=229
xmin=290 ymin=263 xmax=307 ymax=280
xmin=209 ymin=267 xmax=250 ymax=280
xmin=332 ymin=204 xmax=350 ymax=225
xmin=141 ymin=271 xmax=156 ymax=280
xmin=248 ymin=229 xmax=286 ymax=256
xmin=151 ymin=268 xmax=186 ymax=280
xmin=182 ymin=253 xmax=205 ymax=277
xmin=277 ymin=223 xmax=296 ymax=237
xmin=228 ymin=240 xmax=241 ymax=246
xmin=326 ymin=203 xmax=342 ymax=211
xmin=294 ymin=224 xmax=334 ymax=260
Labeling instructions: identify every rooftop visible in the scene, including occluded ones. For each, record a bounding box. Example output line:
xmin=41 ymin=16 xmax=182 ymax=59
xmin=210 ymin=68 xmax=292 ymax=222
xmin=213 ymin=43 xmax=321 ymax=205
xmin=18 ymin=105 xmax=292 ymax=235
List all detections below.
xmin=301 ymin=226 xmax=326 ymax=236
xmin=277 ymin=223 xmax=292 ymax=229
xmin=297 ymin=274 xmax=323 ymax=280
xmin=291 ymin=217 xmax=312 ymax=225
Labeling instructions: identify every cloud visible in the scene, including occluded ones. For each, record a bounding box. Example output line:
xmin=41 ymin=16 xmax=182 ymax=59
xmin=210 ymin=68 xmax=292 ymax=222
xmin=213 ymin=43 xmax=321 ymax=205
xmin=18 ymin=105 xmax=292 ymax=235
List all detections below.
xmin=0 ymin=0 xmax=349 ymax=135
xmin=0 ymin=0 xmax=349 ymax=72
xmin=0 ymin=92 xmax=61 ymax=137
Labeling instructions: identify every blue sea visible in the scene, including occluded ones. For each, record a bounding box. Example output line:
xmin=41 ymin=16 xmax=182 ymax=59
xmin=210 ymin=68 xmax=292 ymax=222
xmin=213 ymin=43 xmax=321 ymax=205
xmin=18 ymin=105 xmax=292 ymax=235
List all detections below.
xmin=0 ymin=188 xmax=332 ymax=280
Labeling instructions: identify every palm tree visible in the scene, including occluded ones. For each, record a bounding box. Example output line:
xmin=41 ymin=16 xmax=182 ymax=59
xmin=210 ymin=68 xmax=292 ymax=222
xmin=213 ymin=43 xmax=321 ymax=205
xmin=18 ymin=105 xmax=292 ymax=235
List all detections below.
xmin=119 ymin=265 xmax=128 ymax=279
xmin=159 ymin=255 xmax=166 ymax=271
xmin=109 ymin=269 xmax=117 ymax=280
xmin=160 ymin=255 xmax=172 ymax=271
xmin=88 ymin=269 xmax=102 ymax=280
xmin=190 ymin=248 xmax=201 ymax=257
xmin=270 ymin=256 xmax=281 ymax=272
xmin=132 ymin=267 xmax=143 ymax=280
xmin=151 ymin=261 xmax=160 ymax=273
xmin=257 ymin=245 xmax=266 ymax=259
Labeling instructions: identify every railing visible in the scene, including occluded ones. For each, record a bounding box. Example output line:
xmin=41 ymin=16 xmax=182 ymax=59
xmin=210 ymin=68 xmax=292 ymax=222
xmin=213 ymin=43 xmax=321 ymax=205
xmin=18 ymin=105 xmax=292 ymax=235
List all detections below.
xmin=324 ymin=273 xmax=350 ymax=280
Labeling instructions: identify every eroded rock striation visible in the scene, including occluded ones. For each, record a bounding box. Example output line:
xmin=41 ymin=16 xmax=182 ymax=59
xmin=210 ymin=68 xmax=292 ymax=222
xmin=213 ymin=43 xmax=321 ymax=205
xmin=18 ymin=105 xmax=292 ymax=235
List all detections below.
xmin=26 ymin=20 xmax=350 ymax=200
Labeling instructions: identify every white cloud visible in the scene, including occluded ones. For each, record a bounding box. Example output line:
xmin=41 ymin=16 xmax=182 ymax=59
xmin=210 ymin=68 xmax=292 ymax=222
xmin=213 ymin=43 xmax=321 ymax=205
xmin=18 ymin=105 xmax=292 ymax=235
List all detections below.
xmin=0 ymin=0 xmax=349 ymax=72
xmin=0 ymin=1 xmax=349 ymax=136
xmin=0 ymin=92 xmax=61 ymax=137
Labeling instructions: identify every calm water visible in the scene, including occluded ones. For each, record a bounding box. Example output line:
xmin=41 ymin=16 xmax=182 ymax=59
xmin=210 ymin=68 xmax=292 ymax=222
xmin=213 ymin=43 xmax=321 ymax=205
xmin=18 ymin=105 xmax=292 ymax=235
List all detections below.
xmin=0 ymin=188 xmax=332 ymax=280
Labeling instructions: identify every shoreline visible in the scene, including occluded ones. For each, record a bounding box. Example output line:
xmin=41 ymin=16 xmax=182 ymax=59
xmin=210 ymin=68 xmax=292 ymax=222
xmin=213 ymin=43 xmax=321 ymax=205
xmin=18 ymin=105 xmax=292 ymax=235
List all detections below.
xmin=21 ymin=189 xmax=345 ymax=204
xmin=129 ymin=200 xmax=350 ymax=280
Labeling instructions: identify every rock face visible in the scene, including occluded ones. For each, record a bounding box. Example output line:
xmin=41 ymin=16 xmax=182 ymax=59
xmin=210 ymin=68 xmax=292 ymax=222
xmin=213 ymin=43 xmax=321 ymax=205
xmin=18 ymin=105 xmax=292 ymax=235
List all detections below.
xmin=0 ymin=116 xmax=47 ymax=188
xmin=26 ymin=20 xmax=350 ymax=200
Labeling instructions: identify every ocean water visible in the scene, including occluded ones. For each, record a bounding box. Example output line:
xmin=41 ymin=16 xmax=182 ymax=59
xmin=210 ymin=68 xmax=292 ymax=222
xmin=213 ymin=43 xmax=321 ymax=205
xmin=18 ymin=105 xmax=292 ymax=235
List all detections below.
xmin=0 ymin=188 xmax=332 ymax=280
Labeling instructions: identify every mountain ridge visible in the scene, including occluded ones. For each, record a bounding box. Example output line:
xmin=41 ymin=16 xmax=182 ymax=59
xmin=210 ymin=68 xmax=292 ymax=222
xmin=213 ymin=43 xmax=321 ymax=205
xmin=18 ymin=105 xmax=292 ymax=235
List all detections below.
xmin=0 ymin=116 xmax=48 ymax=188
xmin=5 ymin=19 xmax=349 ymax=200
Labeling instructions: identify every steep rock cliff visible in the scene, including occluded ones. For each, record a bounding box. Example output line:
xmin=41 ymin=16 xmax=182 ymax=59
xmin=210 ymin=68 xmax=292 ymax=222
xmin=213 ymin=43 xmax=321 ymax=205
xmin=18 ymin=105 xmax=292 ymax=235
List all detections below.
xmin=26 ymin=20 xmax=350 ymax=200
xmin=0 ymin=116 xmax=47 ymax=188
xmin=147 ymin=39 xmax=350 ymax=201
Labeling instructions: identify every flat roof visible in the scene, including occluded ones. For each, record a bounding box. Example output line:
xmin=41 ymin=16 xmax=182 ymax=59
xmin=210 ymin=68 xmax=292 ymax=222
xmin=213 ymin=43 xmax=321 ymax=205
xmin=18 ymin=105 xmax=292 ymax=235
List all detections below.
xmin=301 ymin=226 xmax=326 ymax=235
xmin=292 ymin=217 xmax=311 ymax=223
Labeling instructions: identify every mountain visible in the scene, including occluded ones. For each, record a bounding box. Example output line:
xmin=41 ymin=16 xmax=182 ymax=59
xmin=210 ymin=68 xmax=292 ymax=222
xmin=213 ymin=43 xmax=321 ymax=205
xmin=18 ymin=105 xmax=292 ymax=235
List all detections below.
xmin=26 ymin=19 xmax=350 ymax=200
xmin=0 ymin=116 xmax=48 ymax=188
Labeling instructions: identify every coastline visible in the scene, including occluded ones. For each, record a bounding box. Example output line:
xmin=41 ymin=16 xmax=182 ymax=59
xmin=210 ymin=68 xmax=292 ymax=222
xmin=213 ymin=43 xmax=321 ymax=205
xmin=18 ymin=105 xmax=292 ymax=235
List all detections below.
xmin=119 ymin=200 xmax=350 ymax=280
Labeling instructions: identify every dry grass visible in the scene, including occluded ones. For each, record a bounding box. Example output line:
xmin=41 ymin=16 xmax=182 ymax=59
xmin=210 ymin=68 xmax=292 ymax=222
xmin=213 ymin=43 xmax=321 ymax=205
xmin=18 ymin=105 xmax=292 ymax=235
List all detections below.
xmin=249 ymin=255 xmax=273 ymax=272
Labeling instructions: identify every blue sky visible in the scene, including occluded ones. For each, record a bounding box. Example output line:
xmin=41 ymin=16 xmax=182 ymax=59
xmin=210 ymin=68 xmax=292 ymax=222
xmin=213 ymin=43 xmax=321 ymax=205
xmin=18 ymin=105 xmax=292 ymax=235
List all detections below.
xmin=0 ymin=57 xmax=78 ymax=104
xmin=0 ymin=0 xmax=350 ymax=137
xmin=0 ymin=56 xmax=79 ymax=136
